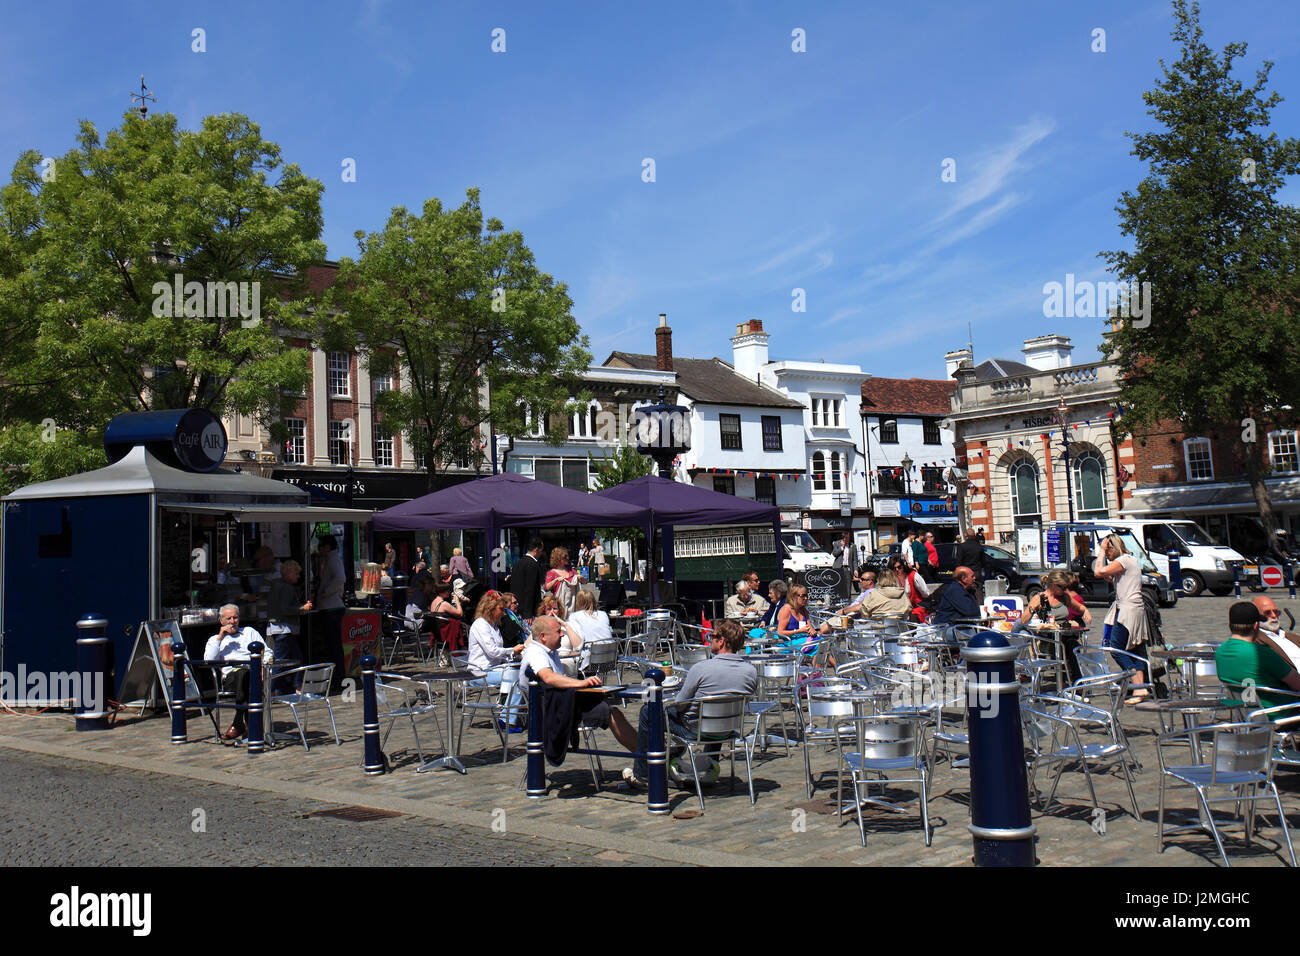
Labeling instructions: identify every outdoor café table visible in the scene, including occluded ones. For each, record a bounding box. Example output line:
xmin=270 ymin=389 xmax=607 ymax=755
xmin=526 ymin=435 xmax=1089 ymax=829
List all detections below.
xmin=1149 ymin=643 xmax=1221 ymax=698
xmin=407 ymin=669 xmax=479 ymax=774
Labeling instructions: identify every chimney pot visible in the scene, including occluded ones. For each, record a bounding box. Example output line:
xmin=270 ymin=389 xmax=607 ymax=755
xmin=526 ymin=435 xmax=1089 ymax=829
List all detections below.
xmin=655 ymin=315 xmax=673 ymax=372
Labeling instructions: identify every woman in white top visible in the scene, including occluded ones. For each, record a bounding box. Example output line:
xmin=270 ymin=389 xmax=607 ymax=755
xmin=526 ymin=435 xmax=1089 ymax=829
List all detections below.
xmin=568 ymin=589 xmax=613 ymax=671
xmin=1094 ymin=534 xmax=1152 ymax=703
xmin=467 ymin=591 xmax=524 ymax=684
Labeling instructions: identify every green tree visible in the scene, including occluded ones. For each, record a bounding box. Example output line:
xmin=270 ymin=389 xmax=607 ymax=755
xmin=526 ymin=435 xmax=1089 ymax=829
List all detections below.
xmin=323 ymin=188 xmax=591 ymax=489
xmin=0 ymin=111 xmax=324 ymax=484
xmin=1102 ymin=0 xmax=1300 ymax=556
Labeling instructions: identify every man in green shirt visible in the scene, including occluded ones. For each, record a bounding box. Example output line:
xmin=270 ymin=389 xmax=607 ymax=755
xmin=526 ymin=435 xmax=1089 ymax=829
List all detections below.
xmin=1215 ymin=602 xmax=1300 ymax=715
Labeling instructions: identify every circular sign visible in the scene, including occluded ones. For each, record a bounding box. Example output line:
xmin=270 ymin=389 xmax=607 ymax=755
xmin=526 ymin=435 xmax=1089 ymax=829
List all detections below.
xmin=1260 ymin=565 xmax=1285 ymax=588
xmin=173 ymin=408 xmax=228 ymax=472
xmin=804 ymin=567 xmax=842 ymax=591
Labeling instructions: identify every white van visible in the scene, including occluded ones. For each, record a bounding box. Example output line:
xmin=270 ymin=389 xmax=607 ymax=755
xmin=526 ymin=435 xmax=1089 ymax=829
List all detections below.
xmin=1106 ymin=518 xmax=1252 ymax=596
xmin=780 ymin=530 xmax=833 ymax=577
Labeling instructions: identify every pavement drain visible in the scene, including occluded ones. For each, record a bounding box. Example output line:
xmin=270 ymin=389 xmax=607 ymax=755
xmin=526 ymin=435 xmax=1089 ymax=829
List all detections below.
xmin=307 ymin=805 xmax=404 ymax=822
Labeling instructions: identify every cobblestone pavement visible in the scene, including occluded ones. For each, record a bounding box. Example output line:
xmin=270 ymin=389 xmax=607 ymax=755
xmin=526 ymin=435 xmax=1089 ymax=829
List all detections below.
xmin=0 ymin=750 xmax=663 ymax=866
xmin=1 ymin=591 xmax=1297 ymax=867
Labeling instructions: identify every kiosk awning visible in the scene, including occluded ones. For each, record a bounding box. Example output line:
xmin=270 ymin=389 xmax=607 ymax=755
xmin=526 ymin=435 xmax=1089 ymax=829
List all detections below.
xmin=162 ymin=503 xmax=374 ymax=523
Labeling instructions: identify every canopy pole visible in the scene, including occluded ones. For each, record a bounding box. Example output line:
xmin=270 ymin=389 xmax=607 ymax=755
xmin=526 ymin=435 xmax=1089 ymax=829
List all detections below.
xmin=647 ymin=519 xmax=657 ymax=605
xmin=773 ymin=517 xmax=784 ymax=584
xmin=487 ymin=521 xmax=498 ymax=591
xmin=661 ymin=524 xmax=675 ymax=598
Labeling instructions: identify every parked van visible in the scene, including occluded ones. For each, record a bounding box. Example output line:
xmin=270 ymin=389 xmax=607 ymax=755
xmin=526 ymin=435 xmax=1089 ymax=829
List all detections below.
xmin=780 ymin=529 xmax=833 ymax=579
xmin=1106 ymin=518 xmax=1253 ymax=596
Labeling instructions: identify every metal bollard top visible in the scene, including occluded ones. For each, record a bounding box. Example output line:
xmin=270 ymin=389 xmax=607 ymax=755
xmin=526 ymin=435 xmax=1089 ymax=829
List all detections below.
xmin=249 ymin=641 xmax=264 ymax=655
xmin=76 ymin=614 xmax=108 ymax=629
xmin=642 ymin=667 xmax=666 ymax=686
xmin=360 ymin=654 xmax=378 ymax=669
xmin=960 ymin=629 xmax=1018 ymax=663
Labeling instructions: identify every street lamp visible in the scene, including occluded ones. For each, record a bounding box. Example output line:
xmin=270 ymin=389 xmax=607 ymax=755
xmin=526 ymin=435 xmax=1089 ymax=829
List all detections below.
xmin=1057 ymin=398 xmax=1075 ymax=524
xmin=900 ymin=452 xmax=913 ymax=497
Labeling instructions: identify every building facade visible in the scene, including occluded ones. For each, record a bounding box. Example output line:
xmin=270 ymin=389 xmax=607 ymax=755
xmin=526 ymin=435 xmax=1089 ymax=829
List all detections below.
xmin=945 ymin=334 xmax=1135 ymax=568
xmin=860 ymin=377 xmax=960 ymax=549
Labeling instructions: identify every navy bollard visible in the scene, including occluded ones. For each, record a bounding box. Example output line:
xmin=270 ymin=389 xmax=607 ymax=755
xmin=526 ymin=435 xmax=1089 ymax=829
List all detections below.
xmin=74 ymin=615 xmax=110 ymax=731
xmin=361 ymin=655 xmax=385 ymax=775
xmin=961 ymin=631 xmax=1036 ymax=866
xmin=1167 ymin=551 xmax=1182 ymax=596
xmin=642 ymin=667 xmax=668 ymax=814
xmin=1233 ymin=563 xmax=1241 ymax=598
xmin=1290 ymin=559 xmax=1297 ymax=600
xmin=171 ymin=649 xmax=188 ymax=744
xmin=525 ymin=671 xmax=546 ymax=797
xmin=246 ymin=643 xmax=265 ymax=755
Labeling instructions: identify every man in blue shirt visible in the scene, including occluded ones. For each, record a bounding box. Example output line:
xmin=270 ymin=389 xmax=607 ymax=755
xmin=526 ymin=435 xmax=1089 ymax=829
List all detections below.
xmin=932 ymin=566 xmax=980 ymax=625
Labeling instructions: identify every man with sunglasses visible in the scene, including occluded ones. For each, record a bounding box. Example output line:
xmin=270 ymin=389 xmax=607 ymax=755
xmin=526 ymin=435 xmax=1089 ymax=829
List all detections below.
xmin=842 ymin=569 xmax=879 ymax=618
xmin=1253 ymin=596 xmax=1300 ymax=671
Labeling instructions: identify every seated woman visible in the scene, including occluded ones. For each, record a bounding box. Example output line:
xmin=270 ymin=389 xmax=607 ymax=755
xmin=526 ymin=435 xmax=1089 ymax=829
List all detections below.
xmin=771 ymin=584 xmax=831 ymax=655
xmin=760 ymin=579 xmax=788 ymax=627
xmin=467 ymin=591 xmax=525 ymax=695
xmin=427 ymin=581 xmax=466 ymax=652
xmin=537 ymin=594 xmax=585 ymax=676
xmin=569 ymin=589 xmax=613 ymax=646
xmin=1014 ymin=569 xmax=1091 ymax=685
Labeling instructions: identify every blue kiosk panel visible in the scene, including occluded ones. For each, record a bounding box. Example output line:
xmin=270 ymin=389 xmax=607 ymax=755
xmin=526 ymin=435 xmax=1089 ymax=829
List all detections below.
xmin=2 ymin=494 xmax=151 ymax=699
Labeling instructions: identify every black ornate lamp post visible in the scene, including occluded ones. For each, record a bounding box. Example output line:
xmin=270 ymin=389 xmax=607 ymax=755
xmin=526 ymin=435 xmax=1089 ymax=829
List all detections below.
xmin=900 ymin=452 xmax=913 ymax=498
xmin=1057 ymin=398 xmax=1075 ymax=524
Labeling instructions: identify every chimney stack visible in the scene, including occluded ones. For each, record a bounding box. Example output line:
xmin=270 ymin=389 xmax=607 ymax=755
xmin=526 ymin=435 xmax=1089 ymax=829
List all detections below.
xmin=730 ymin=318 xmax=770 ymax=378
xmin=655 ymin=313 xmax=673 ymax=371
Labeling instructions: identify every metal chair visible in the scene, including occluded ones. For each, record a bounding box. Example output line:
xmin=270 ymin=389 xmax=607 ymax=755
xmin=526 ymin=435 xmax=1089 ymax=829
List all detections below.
xmin=579 ymin=639 xmax=621 ymax=680
xmin=839 ymin=713 xmax=931 ymax=847
xmin=382 ymin=613 xmax=430 ymax=668
xmin=668 ymin=693 xmax=755 ymax=812
xmin=459 ymin=664 xmax=526 ymax=763
xmin=1156 ymin=719 xmax=1296 ymax=867
xmin=374 ymin=676 xmax=445 ymax=766
xmin=675 ymin=642 xmax=712 ymax=669
xmin=792 ymin=677 xmax=870 ymax=799
xmin=1021 ymin=693 xmax=1141 ymax=821
xmin=268 ymin=663 xmax=340 ymax=751
xmin=625 ymin=609 xmax=677 ymax=664
xmin=749 ymin=656 xmax=798 ymax=755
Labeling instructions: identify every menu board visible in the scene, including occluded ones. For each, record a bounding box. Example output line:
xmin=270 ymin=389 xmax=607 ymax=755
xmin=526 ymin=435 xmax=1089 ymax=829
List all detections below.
xmin=118 ymin=620 xmax=201 ymax=709
xmin=803 ymin=567 xmax=843 ymax=604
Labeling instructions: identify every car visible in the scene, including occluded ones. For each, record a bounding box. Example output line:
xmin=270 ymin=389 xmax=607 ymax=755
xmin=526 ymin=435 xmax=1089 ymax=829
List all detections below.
xmin=863 ymin=541 xmax=1026 ymax=592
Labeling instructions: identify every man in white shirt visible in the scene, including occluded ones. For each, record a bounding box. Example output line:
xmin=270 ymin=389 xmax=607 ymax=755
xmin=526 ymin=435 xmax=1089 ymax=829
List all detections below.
xmin=842 ymin=569 xmax=878 ymax=617
xmin=522 ymin=615 xmax=637 ymax=751
xmin=203 ymin=604 xmax=272 ymax=740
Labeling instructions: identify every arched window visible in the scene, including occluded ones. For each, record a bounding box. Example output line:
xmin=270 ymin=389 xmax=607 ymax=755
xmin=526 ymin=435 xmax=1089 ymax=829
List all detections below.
xmin=569 ymin=400 xmax=600 ymax=440
xmin=830 ymin=451 xmax=842 ymax=491
xmin=1009 ymin=458 xmax=1040 ymax=524
xmin=1072 ymin=452 xmax=1108 ymax=519
xmin=811 ymin=451 xmax=826 ymax=491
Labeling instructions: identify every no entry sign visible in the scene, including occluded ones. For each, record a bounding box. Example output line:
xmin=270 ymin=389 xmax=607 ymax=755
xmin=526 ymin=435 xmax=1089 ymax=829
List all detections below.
xmin=1260 ymin=565 xmax=1285 ymax=588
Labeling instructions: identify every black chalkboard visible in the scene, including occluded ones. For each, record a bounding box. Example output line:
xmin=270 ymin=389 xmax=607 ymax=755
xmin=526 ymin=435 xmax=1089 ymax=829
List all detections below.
xmin=803 ymin=567 xmax=843 ymax=604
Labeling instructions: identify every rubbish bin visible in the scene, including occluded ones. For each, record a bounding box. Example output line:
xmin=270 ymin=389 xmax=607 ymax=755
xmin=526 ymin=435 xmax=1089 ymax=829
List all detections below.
xmin=985 ymin=577 xmax=1008 ymax=597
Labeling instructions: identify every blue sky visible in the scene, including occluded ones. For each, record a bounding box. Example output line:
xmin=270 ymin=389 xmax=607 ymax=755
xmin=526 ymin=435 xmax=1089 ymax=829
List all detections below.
xmin=3 ymin=0 xmax=1298 ymax=379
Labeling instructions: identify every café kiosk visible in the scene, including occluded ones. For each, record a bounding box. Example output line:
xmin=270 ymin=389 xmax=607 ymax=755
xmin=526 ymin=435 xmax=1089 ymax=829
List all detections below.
xmin=0 ymin=409 xmax=372 ymax=708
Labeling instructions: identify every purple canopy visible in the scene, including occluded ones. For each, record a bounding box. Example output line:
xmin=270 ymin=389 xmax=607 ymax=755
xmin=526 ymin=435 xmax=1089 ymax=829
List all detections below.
xmin=593 ymin=475 xmax=779 ymax=527
xmin=372 ymin=473 xmax=647 ymax=531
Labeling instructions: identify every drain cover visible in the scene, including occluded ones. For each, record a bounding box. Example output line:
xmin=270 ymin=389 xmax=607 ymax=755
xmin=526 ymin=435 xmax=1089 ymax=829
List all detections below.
xmin=309 ymin=805 xmax=403 ymax=822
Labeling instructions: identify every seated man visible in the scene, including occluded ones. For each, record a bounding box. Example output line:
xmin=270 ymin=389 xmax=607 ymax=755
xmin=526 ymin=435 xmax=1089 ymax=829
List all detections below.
xmin=724 ymin=579 xmax=769 ymax=620
xmin=842 ymin=569 xmax=878 ymax=617
xmin=522 ymin=614 xmax=637 ymax=750
xmin=1216 ymin=601 xmax=1300 ymax=715
xmin=1253 ymin=596 xmax=1300 ymax=672
xmin=203 ymin=603 xmax=273 ymax=740
xmin=624 ymin=619 xmax=759 ymax=788
xmin=931 ymin=566 xmax=981 ymax=626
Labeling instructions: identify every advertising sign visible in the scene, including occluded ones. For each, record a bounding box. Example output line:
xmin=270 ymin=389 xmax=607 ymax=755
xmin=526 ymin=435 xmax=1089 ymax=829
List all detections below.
xmin=341 ymin=609 xmax=381 ymax=679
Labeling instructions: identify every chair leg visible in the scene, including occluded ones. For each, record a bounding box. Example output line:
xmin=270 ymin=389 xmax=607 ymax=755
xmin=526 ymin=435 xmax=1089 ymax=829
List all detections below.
xmin=686 ymin=743 xmax=705 ymax=813
xmin=1119 ymin=752 xmax=1141 ymax=821
xmin=853 ymin=773 xmax=867 ymax=847
xmin=1195 ymin=788 xmax=1231 ymax=867
xmin=921 ymin=768 xmax=932 ymax=847
xmin=1157 ymin=774 xmax=1167 ymax=854
xmin=288 ymin=703 xmax=309 ymax=751
xmin=1271 ymin=784 xmax=1297 ymax=867
xmin=326 ymin=701 xmax=340 ymax=746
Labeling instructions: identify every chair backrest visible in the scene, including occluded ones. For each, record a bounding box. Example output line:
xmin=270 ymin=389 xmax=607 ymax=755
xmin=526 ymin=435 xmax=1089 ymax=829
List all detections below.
xmin=1210 ymin=723 xmax=1273 ymax=781
xmin=854 ymin=717 xmax=920 ymax=762
xmin=695 ymin=695 xmax=746 ymax=737
xmin=298 ymin=663 xmax=333 ymax=697
xmin=373 ymin=681 xmax=407 ymax=712
xmin=450 ymin=650 xmax=471 ymax=672
xmin=807 ymin=693 xmax=858 ymax=720
xmin=584 ymin=640 xmax=619 ymax=675
xmin=1074 ymin=646 xmax=1112 ymax=679
xmin=676 ymin=643 xmax=711 ymax=668
xmin=884 ymin=640 xmax=923 ymax=669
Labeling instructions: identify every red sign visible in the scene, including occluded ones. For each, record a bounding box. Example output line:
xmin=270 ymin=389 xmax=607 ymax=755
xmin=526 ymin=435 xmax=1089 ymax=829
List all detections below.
xmin=1260 ymin=565 xmax=1285 ymax=588
xmin=342 ymin=609 xmax=381 ymax=678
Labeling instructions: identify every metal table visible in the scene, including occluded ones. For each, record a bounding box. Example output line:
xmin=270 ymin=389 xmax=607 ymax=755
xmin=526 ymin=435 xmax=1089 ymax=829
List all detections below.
xmin=407 ymin=669 xmax=479 ymax=774
xmin=1150 ymin=643 xmax=1221 ymax=698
